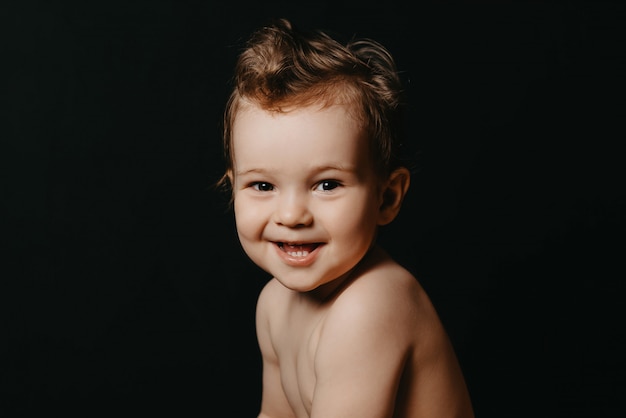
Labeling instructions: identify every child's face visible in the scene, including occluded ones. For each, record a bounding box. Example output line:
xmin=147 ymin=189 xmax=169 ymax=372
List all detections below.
xmin=230 ymin=102 xmax=386 ymax=293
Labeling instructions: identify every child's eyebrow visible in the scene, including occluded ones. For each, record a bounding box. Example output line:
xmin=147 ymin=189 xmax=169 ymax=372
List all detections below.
xmin=235 ymin=167 xmax=269 ymax=177
xmin=236 ymin=164 xmax=355 ymax=177
xmin=311 ymin=164 xmax=355 ymax=173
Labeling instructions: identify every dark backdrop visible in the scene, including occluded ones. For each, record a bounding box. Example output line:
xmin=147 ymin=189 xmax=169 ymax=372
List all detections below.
xmin=3 ymin=1 xmax=625 ymax=417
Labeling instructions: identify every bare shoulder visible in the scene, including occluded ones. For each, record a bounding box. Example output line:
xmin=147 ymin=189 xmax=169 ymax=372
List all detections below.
xmin=317 ymin=248 xmax=475 ymax=417
xmin=257 ymin=278 xmax=285 ymax=308
xmin=326 ymin=249 xmax=438 ymax=339
xmin=256 ymin=277 xmax=292 ymax=324
xmin=319 ymin=247 xmax=462 ymax=378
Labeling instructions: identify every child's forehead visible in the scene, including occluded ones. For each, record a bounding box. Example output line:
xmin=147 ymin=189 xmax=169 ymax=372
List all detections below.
xmin=231 ymin=102 xmax=380 ymax=176
xmin=233 ymin=101 xmax=367 ymax=141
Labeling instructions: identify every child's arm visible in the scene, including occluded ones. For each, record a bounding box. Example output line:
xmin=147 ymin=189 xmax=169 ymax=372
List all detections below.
xmin=256 ymin=283 xmax=296 ymax=418
xmin=309 ymin=283 xmax=409 ymax=417
xmin=309 ymin=270 xmax=473 ymax=418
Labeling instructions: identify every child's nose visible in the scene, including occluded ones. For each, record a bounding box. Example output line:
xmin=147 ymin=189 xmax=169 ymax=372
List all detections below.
xmin=273 ymin=192 xmax=313 ymax=227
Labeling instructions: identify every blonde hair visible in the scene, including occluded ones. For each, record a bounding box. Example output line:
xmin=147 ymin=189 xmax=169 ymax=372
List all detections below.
xmin=218 ymin=18 xmax=406 ymax=194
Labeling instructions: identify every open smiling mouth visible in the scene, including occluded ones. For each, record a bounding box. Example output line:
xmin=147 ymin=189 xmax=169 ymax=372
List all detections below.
xmin=277 ymin=242 xmax=321 ymax=257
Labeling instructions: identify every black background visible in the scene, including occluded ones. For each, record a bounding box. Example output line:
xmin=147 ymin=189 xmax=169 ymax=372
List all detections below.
xmin=3 ymin=1 xmax=625 ymax=417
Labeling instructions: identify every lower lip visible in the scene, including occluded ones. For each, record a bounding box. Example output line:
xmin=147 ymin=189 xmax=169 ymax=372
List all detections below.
xmin=273 ymin=243 xmax=322 ymax=267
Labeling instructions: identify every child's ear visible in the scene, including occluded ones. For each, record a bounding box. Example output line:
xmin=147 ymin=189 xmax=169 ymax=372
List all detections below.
xmin=378 ymin=167 xmax=411 ymax=226
xmin=220 ymin=169 xmax=234 ymax=192
xmin=226 ymin=169 xmax=234 ymax=185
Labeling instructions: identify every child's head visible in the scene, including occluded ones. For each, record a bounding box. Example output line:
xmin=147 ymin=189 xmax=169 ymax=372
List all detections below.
xmin=220 ymin=18 xmax=411 ymax=293
xmin=219 ymin=18 xmax=407 ymax=195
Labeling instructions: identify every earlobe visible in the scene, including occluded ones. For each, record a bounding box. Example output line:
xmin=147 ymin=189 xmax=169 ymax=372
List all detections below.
xmin=378 ymin=167 xmax=411 ymax=226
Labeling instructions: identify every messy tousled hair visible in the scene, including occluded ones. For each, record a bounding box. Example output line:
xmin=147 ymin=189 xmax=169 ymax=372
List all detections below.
xmin=218 ymin=18 xmax=406 ymax=196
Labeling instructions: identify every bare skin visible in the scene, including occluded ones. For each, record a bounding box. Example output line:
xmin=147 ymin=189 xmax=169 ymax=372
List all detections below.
xmin=230 ymin=102 xmax=473 ymax=417
xmin=256 ymin=246 xmax=474 ymax=418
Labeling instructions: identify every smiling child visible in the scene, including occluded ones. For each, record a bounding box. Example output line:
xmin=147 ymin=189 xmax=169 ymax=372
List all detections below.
xmin=218 ymin=18 xmax=474 ymax=418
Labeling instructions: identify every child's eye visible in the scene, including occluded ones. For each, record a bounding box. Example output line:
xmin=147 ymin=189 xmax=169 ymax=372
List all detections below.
xmin=251 ymin=182 xmax=274 ymax=192
xmin=315 ymin=180 xmax=340 ymax=192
